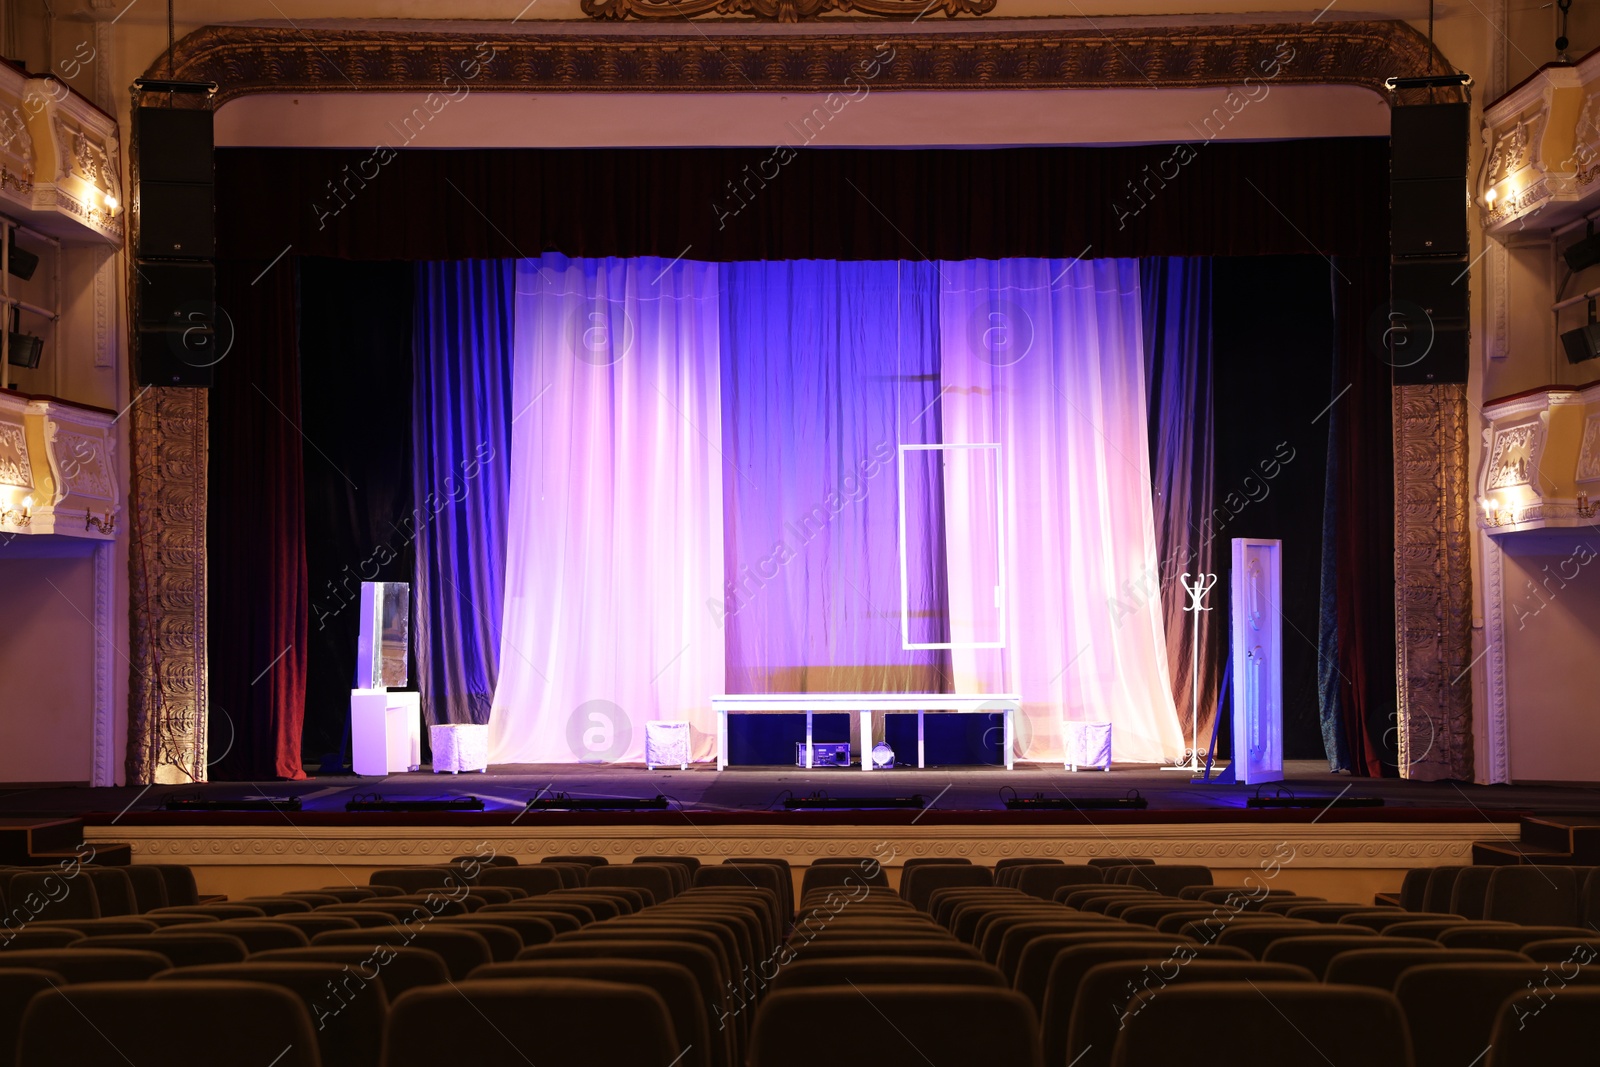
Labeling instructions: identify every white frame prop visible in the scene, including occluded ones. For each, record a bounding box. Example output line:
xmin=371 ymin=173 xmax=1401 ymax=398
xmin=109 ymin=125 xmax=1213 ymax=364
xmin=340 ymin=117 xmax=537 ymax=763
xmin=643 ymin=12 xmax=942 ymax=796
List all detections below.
xmin=710 ymin=693 xmax=1021 ymax=771
xmin=897 ymin=442 xmax=1007 ymax=650
xmin=1229 ymin=538 xmax=1284 ymax=784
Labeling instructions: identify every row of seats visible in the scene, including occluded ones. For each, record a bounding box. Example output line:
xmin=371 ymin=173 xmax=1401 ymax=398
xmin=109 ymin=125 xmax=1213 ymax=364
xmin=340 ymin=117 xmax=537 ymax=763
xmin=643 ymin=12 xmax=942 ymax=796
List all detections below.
xmin=1389 ymin=863 xmax=1600 ymax=928
xmin=4 ymin=854 xmax=1594 ymax=1066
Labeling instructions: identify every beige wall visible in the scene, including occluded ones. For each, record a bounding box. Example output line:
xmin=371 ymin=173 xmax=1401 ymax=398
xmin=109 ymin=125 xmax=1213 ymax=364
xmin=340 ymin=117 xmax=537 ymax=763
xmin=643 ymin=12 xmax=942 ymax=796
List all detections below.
xmin=0 ymin=545 xmax=98 ymax=784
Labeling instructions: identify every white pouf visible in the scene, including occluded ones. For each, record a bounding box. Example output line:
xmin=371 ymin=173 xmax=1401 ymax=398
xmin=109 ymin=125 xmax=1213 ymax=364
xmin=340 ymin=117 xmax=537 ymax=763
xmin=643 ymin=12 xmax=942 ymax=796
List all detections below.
xmin=430 ymin=723 xmax=489 ymax=774
xmin=645 ymin=720 xmax=691 ymax=771
xmin=1064 ymin=721 xmax=1113 ymax=772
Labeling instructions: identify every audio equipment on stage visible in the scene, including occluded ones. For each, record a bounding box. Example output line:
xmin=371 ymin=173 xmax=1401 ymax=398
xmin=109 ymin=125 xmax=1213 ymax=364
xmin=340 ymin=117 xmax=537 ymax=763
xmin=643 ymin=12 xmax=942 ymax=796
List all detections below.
xmin=345 ymin=795 xmax=486 ymax=812
xmin=524 ymin=794 xmax=671 ymax=811
xmin=164 ymin=795 xmax=303 ymax=812
xmin=132 ymin=81 xmax=218 ymax=388
xmin=1002 ymin=792 xmax=1148 ymax=811
xmin=782 ymin=793 xmax=927 ymax=810
xmin=1387 ymin=81 xmax=1471 ymax=386
xmin=795 ymin=743 xmax=852 ymax=768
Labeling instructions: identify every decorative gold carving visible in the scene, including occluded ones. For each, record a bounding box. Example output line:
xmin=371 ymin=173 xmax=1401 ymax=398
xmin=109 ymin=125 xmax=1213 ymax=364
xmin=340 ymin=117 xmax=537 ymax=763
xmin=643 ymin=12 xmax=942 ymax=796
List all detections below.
xmin=581 ymin=0 xmax=994 ymax=23
xmin=127 ymin=387 xmax=208 ymax=785
xmin=1485 ymin=421 xmax=1540 ymax=489
xmin=86 ymin=821 xmax=1506 ymax=869
xmin=0 ymin=163 xmax=31 ymax=194
xmin=155 ymin=21 xmax=1449 ymax=101
xmin=0 ymin=423 xmax=31 ymax=488
xmin=1393 ymin=384 xmax=1474 ymax=782
xmin=1578 ymin=413 xmax=1600 ymax=483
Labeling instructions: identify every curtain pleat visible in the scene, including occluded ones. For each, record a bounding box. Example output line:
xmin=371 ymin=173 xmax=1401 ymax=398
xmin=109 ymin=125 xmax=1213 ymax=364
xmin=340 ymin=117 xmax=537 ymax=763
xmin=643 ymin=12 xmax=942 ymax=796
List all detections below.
xmin=1141 ymin=258 xmax=1219 ymax=760
xmin=412 ymin=261 xmax=516 ymax=726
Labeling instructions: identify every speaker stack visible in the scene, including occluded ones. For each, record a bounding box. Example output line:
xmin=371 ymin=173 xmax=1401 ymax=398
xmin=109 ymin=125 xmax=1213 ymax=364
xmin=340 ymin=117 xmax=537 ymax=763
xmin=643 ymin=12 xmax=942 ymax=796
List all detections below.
xmin=132 ymin=82 xmax=218 ymax=388
xmin=1387 ymin=80 xmax=1472 ymax=385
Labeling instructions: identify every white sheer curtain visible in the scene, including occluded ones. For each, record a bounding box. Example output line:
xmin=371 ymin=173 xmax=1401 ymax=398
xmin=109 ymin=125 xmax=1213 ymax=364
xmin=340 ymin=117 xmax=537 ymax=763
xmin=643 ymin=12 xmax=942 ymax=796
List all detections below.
xmin=938 ymin=258 xmax=1185 ymax=763
xmin=487 ymin=255 xmax=726 ymax=765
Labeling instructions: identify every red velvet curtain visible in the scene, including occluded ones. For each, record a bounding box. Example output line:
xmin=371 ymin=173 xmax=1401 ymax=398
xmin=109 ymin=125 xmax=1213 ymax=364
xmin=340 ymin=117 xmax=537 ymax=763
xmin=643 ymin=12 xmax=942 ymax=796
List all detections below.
xmin=207 ymin=257 xmax=308 ymax=781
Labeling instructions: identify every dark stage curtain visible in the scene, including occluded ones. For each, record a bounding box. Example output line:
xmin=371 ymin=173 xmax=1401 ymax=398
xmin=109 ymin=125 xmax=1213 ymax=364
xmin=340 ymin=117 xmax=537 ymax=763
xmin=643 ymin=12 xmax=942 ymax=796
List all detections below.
xmin=1211 ymin=257 xmax=1336 ymax=762
xmin=1321 ymin=256 xmax=1399 ymax=776
xmin=207 ymin=257 xmax=309 ymax=781
xmin=1142 ymin=258 xmax=1219 ymax=759
xmin=216 ymin=141 xmax=1390 ymax=264
xmin=296 ymin=260 xmax=417 ymax=767
xmin=412 ymin=260 xmax=515 ymax=727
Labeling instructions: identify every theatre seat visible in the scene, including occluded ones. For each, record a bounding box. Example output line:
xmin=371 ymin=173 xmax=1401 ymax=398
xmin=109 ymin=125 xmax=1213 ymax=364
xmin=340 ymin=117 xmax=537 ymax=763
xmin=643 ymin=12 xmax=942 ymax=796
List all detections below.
xmin=0 ymin=969 xmax=62 ymax=1061
xmin=0 ymin=948 xmax=170 ymax=983
xmin=1447 ymin=867 xmax=1493 ymax=920
xmin=1482 ymin=866 xmax=1582 ymax=926
xmin=588 ymin=864 xmax=674 ymax=902
xmin=1023 ymin=941 xmax=1247 ymax=1018
xmin=383 ymin=978 xmax=679 ymax=1067
xmin=902 ymin=864 xmax=993 ymax=911
xmin=253 ymin=946 xmax=449 ymax=1002
xmin=1486 ymin=985 xmax=1600 ymax=1066
xmin=1263 ymin=935 xmax=1437 ymax=979
xmin=1015 ymin=865 xmax=1102 ymax=900
xmin=1322 ymin=947 xmax=1528 ymax=990
xmin=798 ymin=863 xmax=889 ymax=899
xmin=7 ymin=873 xmax=99 ymax=921
xmin=0 ymin=929 xmax=84 ymax=950
xmin=156 ymin=962 xmax=388 ymax=1067
xmin=1395 ymin=962 xmax=1600 ymax=1067
xmin=18 ymin=980 xmax=321 ymax=1067
xmin=73 ymin=931 xmax=250 ymax=967
xmin=469 ymin=960 xmax=712 ymax=1067
xmin=749 ymin=985 xmax=1041 ymax=1067
xmin=767 ymin=955 xmax=1006 ymax=992
xmin=478 ymin=865 xmax=565 ymax=896
xmin=1063 ymin=960 xmax=1315 ymax=1067
xmin=1437 ymin=924 xmax=1599 ymax=952
xmin=313 ymin=927 xmax=493 ymax=980
xmin=1110 ymin=982 xmax=1409 ymax=1067
xmin=119 ymin=866 xmax=170 ymax=913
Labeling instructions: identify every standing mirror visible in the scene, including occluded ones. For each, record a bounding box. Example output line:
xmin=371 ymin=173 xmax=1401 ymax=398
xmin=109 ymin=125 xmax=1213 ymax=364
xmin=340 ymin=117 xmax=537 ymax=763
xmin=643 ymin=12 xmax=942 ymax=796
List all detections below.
xmin=357 ymin=581 xmax=410 ymax=691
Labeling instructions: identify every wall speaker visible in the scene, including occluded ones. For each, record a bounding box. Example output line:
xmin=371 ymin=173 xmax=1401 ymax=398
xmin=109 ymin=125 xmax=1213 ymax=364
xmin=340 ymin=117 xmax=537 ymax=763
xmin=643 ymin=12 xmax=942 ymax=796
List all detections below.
xmin=1391 ymin=179 xmax=1468 ymax=258
xmin=133 ymin=104 xmax=216 ymax=387
xmin=1562 ymin=315 xmax=1600 ymax=364
xmin=1391 ymin=103 xmax=1469 ymax=182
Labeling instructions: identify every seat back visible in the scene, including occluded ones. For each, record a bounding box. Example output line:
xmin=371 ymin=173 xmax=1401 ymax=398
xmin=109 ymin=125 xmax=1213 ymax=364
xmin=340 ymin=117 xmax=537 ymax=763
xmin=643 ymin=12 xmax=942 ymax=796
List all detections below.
xmin=1486 ymin=983 xmax=1600 ymax=1066
xmin=1421 ymin=866 xmax=1466 ymax=914
xmin=1109 ymin=982 xmax=1409 ymax=1067
xmin=74 ymin=932 xmax=250 ymax=967
xmin=1398 ymin=867 xmax=1431 ymax=911
xmin=79 ymin=869 xmax=137 ymax=917
xmin=1121 ymin=865 xmax=1214 ymax=895
xmin=901 ymin=864 xmax=993 ymax=912
xmin=1448 ymin=867 xmax=1493 ymax=919
xmin=767 ymin=954 xmax=1005 ymax=993
xmin=0 ymin=948 xmax=169 ymax=983
xmin=749 ymin=985 xmax=1041 ymax=1067
xmin=1437 ymin=924 xmax=1598 ymax=952
xmin=384 ymin=977 xmax=677 ymax=1067
xmin=1322 ymin=947 xmax=1528 ymax=989
xmin=798 ymin=863 xmax=889 ymax=900
xmin=587 ymin=864 xmax=674 ymax=902
xmin=18 ymin=980 xmax=320 ymax=1067
xmin=253 ymin=945 xmax=449 ymax=1001
xmin=1262 ymin=935 xmax=1437 ymax=978
xmin=8 ymin=872 xmax=99 ymax=921
xmin=1015 ymin=865 xmax=1102 ymax=900
xmin=156 ymin=962 xmax=387 ymax=1067
xmin=478 ymin=865 xmax=566 ymax=896
xmin=312 ymin=927 xmax=494 ymax=980
xmin=119 ymin=866 xmax=170 ymax=913
xmin=1396 ymin=962 xmax=1600 ymax=1067
xmin=1025 ymin=939 xmax=1246 ymax=1017
xmin=1483 ymin=866 xmax=1581 ymax=926
xmin=1064 ymin=960 xmax=1315 ymax=1067
xmin=1216 ymin=922 xmax=1372 ymax=959
xmin=469 ymin=960 xmax=711 ymax=1067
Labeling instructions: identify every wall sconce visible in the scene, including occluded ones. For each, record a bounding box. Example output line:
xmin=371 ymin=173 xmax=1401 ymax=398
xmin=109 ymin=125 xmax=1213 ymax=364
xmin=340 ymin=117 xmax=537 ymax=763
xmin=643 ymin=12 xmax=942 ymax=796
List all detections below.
xmin=85 ymin=509 xmax=114 ymax=534
xmin=1 ymin=494 xmax=33 ymax=527
xmin=103 ymin=192 xmax=118 ymax=216
xmin=1579 ymin=490 xmax=1596 ymax=519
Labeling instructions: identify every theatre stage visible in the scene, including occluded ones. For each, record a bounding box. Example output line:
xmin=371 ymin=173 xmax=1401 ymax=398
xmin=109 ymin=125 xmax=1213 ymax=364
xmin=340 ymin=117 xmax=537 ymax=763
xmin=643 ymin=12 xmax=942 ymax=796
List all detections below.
xmin=8 ymin=761 xmax=1591 ymax=906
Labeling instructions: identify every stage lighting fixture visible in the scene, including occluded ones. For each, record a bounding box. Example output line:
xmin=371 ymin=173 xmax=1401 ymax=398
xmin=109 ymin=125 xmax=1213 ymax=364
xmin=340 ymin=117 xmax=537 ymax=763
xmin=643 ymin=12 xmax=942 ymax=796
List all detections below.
xmin=1002 ymin=790 xmax=1148 ymax=811
xmin=871 ymin=742 xmax=896 ymax=770
xmin=782 ymin=793 xmax=927 ymax=810
xmin=1245 ymin=789 xmax=1383 ymax=810
xmin=345 ymin=795 xmax=485 ymax=812
xmin=163 ymin=795 xmax=302 ymax=812
xmin=523 ymin=793 xmax=670 ymax=811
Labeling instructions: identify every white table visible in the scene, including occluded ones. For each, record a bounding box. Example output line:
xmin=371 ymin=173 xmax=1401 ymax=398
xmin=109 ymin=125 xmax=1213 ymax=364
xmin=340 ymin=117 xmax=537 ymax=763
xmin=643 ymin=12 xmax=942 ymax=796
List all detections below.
xmin=710 ymin=694 xmax=1021 ymax=771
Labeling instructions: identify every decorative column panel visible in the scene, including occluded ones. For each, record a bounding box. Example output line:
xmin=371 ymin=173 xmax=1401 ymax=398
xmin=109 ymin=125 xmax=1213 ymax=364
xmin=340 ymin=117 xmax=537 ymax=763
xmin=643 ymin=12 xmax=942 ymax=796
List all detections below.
xmin=1393 ymin=383 xmax=1474 ymax=780
xmin=127 ymin=387 xmax=208 ymax=784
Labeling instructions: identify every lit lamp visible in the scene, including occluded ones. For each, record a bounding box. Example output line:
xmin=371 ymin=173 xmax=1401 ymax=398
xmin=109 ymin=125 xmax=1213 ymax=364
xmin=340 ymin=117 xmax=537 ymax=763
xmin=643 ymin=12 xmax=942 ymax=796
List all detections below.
xmin=0 ymin=494 xmax=32 ymax=527
xmin=1579 ymin=490 xmax=1596 ymax=518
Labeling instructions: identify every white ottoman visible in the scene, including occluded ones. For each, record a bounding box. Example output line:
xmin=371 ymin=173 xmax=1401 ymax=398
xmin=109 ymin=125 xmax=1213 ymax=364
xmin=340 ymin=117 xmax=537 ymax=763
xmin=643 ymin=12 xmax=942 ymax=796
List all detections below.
xmin=645 ymin=720 xmax=691 ymax=771
xmin=1064 ymin=721 xmax=1113 ymax=772
xmin=430 ymin=723 xmax=489 ymax=774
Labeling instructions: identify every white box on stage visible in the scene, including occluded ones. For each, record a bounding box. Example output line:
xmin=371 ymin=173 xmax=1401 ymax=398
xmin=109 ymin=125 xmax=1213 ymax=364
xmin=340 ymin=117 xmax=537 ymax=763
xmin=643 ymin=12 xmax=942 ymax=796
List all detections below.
xmin=1064 ymin=721 xmax=1113 ymax=772
xmin=351 ymin=690 xmax=421 ymax=776
xmin=645 ymin=721 xmax=691 ymax=771
xmin=430 ymin=723 xmax=488 ymax=774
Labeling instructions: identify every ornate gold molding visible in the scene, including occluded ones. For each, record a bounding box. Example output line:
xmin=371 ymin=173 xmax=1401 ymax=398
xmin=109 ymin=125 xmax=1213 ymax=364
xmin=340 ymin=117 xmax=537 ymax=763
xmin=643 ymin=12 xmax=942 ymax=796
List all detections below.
xmin=127 ymin=387 xmax=208 ymax=785
xmin=89 ymin=820 xmax=1503 ymax=868
xmin=582 ymin=0 xmax=995 ymax=22
xmin=1393 ymin=384 xmax=1474 ymax=781
xmin=153 ymin=21 xmax=1447 ymax=101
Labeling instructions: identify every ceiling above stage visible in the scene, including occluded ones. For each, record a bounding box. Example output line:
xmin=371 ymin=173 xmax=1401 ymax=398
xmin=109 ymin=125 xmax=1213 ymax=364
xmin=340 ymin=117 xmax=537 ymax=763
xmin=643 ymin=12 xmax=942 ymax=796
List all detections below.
xmin=215 ymin=84 xmax=1387 ymax=150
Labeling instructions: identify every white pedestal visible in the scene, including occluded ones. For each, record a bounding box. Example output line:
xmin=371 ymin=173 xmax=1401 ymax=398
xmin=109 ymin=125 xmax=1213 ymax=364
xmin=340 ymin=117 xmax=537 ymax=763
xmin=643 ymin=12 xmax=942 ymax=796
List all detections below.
xmin=351 ymin=689 xmax=421 ymax=776
xmin=1064 ymin=721 xmax=1113 ymax=772
xmin=645 ymin=721 xmax=691 ymax=771
xmin=429 ymin=723 xmax=489 ymax=774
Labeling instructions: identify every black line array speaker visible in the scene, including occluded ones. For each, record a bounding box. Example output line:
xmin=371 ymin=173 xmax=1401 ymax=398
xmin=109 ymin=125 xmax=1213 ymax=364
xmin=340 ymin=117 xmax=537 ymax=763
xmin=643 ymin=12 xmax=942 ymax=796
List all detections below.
xmin=133 ymin=105 xmax=216 ymax=387
xmin=1389 ymin=102 xmax=1470 ymax=385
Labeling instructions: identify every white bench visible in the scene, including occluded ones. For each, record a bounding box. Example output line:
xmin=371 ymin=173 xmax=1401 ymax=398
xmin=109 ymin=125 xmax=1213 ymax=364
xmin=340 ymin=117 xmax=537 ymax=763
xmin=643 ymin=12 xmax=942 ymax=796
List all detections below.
xmin=710 ymin=693 xmax=1021 ymax=771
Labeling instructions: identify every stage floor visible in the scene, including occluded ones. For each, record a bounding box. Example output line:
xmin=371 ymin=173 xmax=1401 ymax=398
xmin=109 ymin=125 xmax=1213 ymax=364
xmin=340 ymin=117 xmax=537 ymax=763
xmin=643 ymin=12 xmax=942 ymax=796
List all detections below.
xmin=3 ymin=760 xmax=1597 ymax=824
